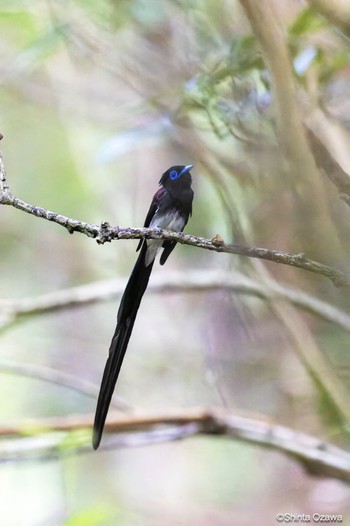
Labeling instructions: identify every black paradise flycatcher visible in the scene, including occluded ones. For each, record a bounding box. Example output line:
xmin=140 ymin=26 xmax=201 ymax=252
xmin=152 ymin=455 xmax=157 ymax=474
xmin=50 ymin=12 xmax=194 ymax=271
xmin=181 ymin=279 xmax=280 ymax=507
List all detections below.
xmin=92 ymin=164 xmax=194 ymax=449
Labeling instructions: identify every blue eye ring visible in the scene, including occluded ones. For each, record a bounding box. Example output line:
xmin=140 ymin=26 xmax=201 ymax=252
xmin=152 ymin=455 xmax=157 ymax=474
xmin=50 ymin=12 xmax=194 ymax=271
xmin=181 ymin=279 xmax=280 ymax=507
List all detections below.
xmin=169 ymin=170 xmax=179 ymax=180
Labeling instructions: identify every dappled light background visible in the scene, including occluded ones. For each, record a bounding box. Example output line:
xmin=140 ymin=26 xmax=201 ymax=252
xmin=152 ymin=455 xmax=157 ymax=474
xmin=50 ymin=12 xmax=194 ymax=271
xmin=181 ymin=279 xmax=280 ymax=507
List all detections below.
xmin=2 ymin=0 xmax=350 ymax=525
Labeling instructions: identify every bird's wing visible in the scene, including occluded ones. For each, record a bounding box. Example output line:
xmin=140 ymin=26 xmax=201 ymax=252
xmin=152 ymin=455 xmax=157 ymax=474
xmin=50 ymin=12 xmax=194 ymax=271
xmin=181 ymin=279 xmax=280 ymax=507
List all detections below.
xmin=136 ymin=187 xmax=166 ymax=252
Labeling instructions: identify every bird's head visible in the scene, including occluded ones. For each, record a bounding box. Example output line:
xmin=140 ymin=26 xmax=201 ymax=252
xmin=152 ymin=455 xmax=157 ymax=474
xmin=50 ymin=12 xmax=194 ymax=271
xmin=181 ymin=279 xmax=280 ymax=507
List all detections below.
xmin=159 ymin=164 xmax=193 ymax=189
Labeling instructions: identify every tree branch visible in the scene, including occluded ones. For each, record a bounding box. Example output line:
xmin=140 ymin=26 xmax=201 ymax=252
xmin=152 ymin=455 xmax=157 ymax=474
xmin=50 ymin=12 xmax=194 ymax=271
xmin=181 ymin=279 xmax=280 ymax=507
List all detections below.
xmin=1 ymin=407 xmax=350 ymax=483
xmin=308 ymin=0 xmax=350 ymax=36
xmin=0 ymin=360 xmax=130 ymax=411
xmin=0 ymin=141 xmax=348 ymax=287
xmin=2 ymin=270 xmax=350 ymax=333
xmin=305 ymin=118 xmax=350 ymax=203
xmin=238 ymin=0 xmax=319 ymax=183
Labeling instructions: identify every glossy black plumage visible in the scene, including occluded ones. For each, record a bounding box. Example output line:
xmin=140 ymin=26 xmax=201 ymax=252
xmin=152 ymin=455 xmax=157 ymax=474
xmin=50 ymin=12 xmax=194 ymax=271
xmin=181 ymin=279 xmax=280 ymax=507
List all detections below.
xmin=92 ymin=165 xmax=194 ymax=449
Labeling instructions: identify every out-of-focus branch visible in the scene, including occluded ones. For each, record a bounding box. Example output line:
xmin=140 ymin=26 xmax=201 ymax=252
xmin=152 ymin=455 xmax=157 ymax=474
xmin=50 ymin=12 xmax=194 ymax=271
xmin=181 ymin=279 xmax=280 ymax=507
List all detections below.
xmin=2 ymin=270 xmax=350 ymax=333
xmin=0 ymin=140 xmax=349 ymax=286
xmin=305 ymin=115 xmax=350 ymax=205
xmin=0 ymin=360 xmax=129 ymax=411
xmin=1 ymin=407 xmax=350 ymax=483
xmin=238 ymin=0 xmax=318 ymax=184
xmin=274 ymin=300 xmax=350 ymax=425
xmin=223 ymin=3 xmax=350 ymax=427
xmin=250 ymin=258 xmax=350 ymax=432
xmin=308 ymin=0 xmax=350 ymax=36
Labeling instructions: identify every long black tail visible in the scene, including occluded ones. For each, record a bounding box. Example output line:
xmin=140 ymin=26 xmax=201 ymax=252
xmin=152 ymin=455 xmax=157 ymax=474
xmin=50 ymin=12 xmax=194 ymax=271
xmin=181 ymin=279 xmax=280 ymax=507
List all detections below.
xmin=92 ymin=242 xmax=154 ymax=449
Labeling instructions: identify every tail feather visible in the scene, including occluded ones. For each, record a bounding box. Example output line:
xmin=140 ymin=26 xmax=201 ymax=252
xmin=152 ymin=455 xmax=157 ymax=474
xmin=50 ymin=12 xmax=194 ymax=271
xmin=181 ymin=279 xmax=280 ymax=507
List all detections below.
xmin=92 ymin=242 xmax=154 ymax=449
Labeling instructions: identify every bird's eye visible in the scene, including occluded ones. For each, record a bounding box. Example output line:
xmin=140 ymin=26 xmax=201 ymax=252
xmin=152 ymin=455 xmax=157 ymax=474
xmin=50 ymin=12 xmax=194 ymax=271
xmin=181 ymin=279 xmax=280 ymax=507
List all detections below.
xmin=169 ymin=170 xmax=179 ymax=180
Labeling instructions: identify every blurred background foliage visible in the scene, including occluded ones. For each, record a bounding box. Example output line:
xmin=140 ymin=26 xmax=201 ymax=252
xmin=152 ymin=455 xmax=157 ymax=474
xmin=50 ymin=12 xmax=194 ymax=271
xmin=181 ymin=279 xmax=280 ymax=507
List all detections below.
xmin=2 ymin=0 xmax=350 ymax=524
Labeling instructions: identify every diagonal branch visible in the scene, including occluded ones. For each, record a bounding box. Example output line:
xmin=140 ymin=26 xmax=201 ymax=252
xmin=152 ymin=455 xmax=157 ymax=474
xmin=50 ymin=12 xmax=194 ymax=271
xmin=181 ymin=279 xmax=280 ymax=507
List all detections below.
xmin=1 ymin=407 xmax=350 ymax=484
xmin=1 ymin=139 xmax=349 ymax=286
xmin=0 ymin=360 xmax=130 ymax=411
xmin=307 ymin=0 xmax=350 ymax=36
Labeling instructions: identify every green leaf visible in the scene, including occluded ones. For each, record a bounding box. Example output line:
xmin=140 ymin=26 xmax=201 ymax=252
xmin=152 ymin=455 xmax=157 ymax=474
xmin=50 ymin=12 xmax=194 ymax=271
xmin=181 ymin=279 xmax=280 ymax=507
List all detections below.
xmin=289 ymin=7 xmax=325 ymax=37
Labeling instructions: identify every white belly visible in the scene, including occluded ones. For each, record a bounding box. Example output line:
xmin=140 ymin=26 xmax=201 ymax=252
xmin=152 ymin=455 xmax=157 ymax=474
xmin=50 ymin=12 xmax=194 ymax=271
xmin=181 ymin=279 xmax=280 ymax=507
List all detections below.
xmin=145 ymin=210 xmax=185 ymax=266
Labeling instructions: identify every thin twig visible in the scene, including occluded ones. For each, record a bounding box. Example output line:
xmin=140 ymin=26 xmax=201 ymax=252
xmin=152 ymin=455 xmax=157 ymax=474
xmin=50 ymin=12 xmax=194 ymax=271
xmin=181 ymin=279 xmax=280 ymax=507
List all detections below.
xmin=0 ymin=360 xmax=130 ymax=411
xmin=0 ymin=134 xmax=9 ymax=192
xmin=1 ymin=407 xmax=350 ymax=484
xmin=306 ymin=125 xmax=350 ymax=202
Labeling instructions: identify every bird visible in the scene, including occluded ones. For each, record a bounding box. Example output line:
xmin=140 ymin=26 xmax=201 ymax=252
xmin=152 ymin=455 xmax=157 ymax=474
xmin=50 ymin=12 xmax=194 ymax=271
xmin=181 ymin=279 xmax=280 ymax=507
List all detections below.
xmin=92 ymin=164 xmax=194 ymax=449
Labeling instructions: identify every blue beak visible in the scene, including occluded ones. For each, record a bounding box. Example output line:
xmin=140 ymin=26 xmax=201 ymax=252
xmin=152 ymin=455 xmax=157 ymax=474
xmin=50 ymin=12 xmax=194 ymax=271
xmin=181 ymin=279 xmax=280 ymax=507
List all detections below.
xmin=179 ymin=164 xmax=194 ymax=176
